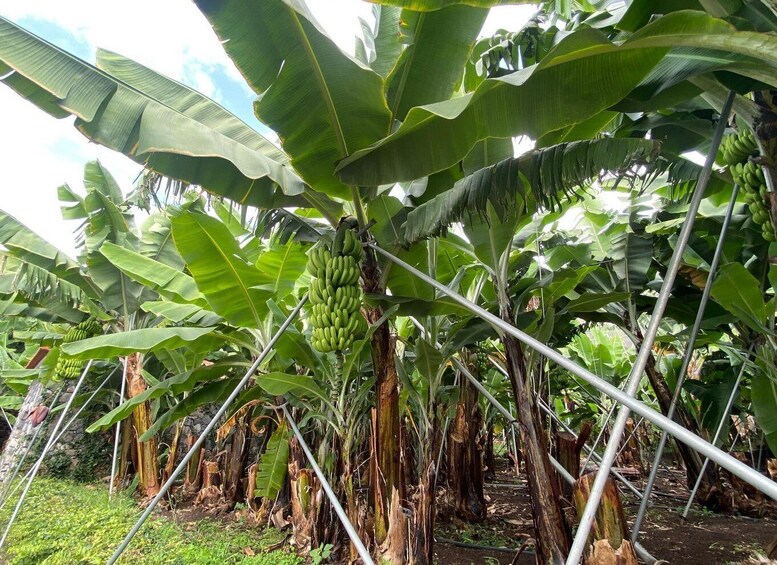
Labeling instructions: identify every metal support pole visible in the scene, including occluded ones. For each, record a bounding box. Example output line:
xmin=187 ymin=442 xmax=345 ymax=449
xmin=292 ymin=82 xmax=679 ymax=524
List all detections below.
xmin=567 ymin=90 xmax=736 ymax=565
xmin=368 ymin=234 xmax=777 ymax=502
xmin=631 ymin=183 xmax=740 ymax=541
xmin=0 ymin=385 xmax=65 ymax=507
xmin=581 ymin=403 xmax=616 ymax=471
xmin=105 ymin=295 xmax=308 ymax=565
xmin=0 ymin=359 xmax=94 ymax=549
xmin=535 ymin=398 xmax=644 ymax=500
xmin=0 ymin=369 xmax=116 ymax=509
xmin=487 ymin=357 xmax=644 ymax=499
xmin=682 ymin=352 xmax=749 ymax=517
xmin=109 ymin=357 xmax=128 ymax=499
xmin=0 ymin=369 xmax=116 ymax=512
xmin=281 ymin=405 xmax=375 ymax=565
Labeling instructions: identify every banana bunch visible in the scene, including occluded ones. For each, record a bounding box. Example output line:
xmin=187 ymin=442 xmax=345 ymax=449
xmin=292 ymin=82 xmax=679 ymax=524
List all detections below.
xmin=54 ymin=318 xmax=102 ymax=380
xmin=307 ymin=228 xmax=364 ymax=353
xmin=720 ymin=128 xmax=757 ymax=166
xmin=725 ymin=135 xmax=776 ymax=241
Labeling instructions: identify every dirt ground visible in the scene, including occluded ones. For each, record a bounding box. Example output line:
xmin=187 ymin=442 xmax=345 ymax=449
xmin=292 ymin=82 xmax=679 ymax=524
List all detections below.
xmin=161 ymin=460 xmax=775 ymax=564
xmin=433 ymin=462 xmax=776 ymax=565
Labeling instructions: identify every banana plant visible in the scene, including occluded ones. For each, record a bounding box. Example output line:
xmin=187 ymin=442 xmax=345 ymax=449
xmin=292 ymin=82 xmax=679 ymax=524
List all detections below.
xmin=4 ymin=1 xmax=777 ymax=561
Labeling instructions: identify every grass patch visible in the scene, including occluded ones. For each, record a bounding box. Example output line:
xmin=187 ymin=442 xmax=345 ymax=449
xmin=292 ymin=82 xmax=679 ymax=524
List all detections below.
xmin=0 ymin=478 xmax=301 ymax=565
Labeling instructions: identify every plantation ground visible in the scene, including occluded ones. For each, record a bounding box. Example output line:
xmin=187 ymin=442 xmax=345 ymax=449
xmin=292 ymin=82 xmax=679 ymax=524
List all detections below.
xmin=0 ymin=478 xmax=300 ymax=565
xmin=1 ymin=464 xmax=773 ymax=565
xmin=434 ymin=464 xmax=776 ymax=565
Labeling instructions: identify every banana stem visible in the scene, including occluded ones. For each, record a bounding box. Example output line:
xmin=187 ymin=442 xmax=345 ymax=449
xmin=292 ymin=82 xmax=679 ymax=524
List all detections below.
xmin=350 ymin=186 xmax=368 ymax=229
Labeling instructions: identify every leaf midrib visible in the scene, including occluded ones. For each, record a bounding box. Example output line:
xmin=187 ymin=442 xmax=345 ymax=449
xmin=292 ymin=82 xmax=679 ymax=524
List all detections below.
xmin=192 ymin=217 xmax=261 ymax=328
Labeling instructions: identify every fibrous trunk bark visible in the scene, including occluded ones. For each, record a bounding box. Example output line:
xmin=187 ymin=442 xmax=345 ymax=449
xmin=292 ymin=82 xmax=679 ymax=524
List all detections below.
xmin=222 ymin=409 xmax=250 ymax=505
xmin=0 ymin=348 xmax=50 ymax=486
xmin=409 ymin=425 xmax=439 ymax=565
xmin=162 ymin=420 xmax=183 ymax=482
xmin=362 ymin=246 xmax=404 ymax=560
xmin=501 ymin=305 xmax=571 ymax=563
xmin=449 ymin=373 xmax=486 ymax=521
xmin=554 ymin=420 xmax=592 ymax=499
xmin=126 ymin=353 xmax=160 ymax=497
xmin=183 ymin=434 xmax=204 ymax=494
xmin=573 ymin=472 xmax=638 ymax=565
xmin=484 ymin=425 xmax=496 ymax=480
xmin=289 ymin=436 xmax=315 ymax=550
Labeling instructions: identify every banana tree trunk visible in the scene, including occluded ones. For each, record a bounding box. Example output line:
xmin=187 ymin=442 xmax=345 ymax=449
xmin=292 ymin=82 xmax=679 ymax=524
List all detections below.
xmin=643 ymin=350 xmax=719 ymax=494
xmin=126 ymin=352 xmax=160 ymax=497
xmin=289 ymin=436 xmax=314 ymax=550
xmin=362 ymin=247 xmax=405 ymax=559
xmin=501 ymin=306 xmax=571 ymax=563
xmin=409 ymin=422 xmax=439 ymax=565
xmin=449 ymin=372 xmax=486 ymax=521
xmin=484 ymin=424 xmax=496 ymax=480
xmin=222 ymin=409 xmax=250 ymax=505
xmin=162 ymin=420 xmax=183 ymax=482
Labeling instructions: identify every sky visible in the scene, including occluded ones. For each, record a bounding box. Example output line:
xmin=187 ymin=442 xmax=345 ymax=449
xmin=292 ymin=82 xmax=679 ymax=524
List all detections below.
xmin=0 ymin=1 xmax=535 ymax=256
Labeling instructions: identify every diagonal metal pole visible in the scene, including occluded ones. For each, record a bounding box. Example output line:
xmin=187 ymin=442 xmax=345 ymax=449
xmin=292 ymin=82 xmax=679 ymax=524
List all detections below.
xmin=631 ymin=183 xmax=740 ymax=541
xmin=487 ymin=356 xmax=644 ymax=499
xmin=682 ymin=350 xmax=750 ymax=517
xmin=109 ymin=357 xmax=128 ymax=499
xmin=0 ymin=359 xmax=94 ymax=549
xmin=535 ymin=398 xmax=643 ymax=499
xmin=281 ymin=405 xmax=374 ymax=565
xmin=408 ymin=318 xmax=577 ymax=486
xmin=367 ymin=220 xmax=777 ymax=501
xmin=0 ymin=385 xmax=65 ymax=507
xmin=566 ymin=91 xmax=736 ymax=564
xmin=106 ymin=295 xmax=308 ymax=565
xmin=0 ymin=368 xmax=117 ymax=512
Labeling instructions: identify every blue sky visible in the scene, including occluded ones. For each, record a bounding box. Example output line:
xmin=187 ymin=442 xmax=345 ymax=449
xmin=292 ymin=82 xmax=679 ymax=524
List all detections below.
xmin=0 ymin=1 xmax=534 ymax=255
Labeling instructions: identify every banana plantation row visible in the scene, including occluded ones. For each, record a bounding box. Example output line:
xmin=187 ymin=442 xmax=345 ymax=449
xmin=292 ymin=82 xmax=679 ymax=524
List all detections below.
xmin=1 ymin=0 xmax=777 ymax=563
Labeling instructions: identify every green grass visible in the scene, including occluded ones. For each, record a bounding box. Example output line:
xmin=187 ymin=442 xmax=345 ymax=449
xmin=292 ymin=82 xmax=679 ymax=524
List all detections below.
xmin=0 ymin=478 xmax=302 ymax=565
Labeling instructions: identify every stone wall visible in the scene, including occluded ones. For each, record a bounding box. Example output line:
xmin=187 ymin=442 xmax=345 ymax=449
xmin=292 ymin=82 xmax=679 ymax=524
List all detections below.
xmin=0 ymin=379 xmax=226 ymax=486
xmin=0 ymin=382 xmax=113 ymax=485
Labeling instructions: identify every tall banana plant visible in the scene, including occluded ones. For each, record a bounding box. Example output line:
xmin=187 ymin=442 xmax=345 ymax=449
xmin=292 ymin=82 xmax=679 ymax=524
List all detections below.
xmin=5 ymin=1 xmax=777 ymax=560
xmin=0 ymin=162 xmax=229 ymax=496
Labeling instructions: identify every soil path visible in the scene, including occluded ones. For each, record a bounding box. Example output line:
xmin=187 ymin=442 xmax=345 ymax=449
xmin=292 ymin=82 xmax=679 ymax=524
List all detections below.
xmin=433 ymin=464 xmax=776 ymax=565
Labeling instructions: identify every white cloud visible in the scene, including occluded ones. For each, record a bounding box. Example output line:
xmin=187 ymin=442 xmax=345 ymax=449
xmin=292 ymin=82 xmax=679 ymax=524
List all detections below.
xmin=307 ymin=0 xmax=373 ymax=55
xmin=0 ymin=1 xmax=537 ymax=259
xmin=3 ymin=0 xmax=246 ymax=90
xmin=0 ymin=87 xmax=142 ymax=256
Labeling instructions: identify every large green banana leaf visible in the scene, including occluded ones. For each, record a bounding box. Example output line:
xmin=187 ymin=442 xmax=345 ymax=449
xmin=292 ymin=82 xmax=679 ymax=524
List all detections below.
xmin=366 ymin=0 xmax=530 ymax=9
xmin=753 ymin=345 xmax=777 ymax=455
xmin=337 ymin=11 xmax=777 ymax=185
xmin=711 ymin=263 xmax=771 ymax=334
xmin=385 ymin=5 xmax=487 ymax=120
xmin=256 ymin=422 xmax=290 ymax=500
xmin=254 ymin=243 xmax=309 ymax=301
xmin=140 ymin=301 xmax=222 ymax=326
xmin=86 ymin=357 xmax=248 ymax=432
xmin=0 ymin=256 xmax=100 ymax=318
xmin=171 ymin=212 xmax=273 ymax=328
xmin=0 ymin=209 xmax=95 ymax=296
xmin=194 ymin=0 xmax=392 ymax=200
xmin=61 ymin=327 xmax=218 ymax=358
xmin=99 ymin=242 xmax=206 ymax=307
xmin=403 ymin=138 xmax=660 ymax=242
xmin=0 ymin=17 xmax=305 ymax=208
xmin=58 ymin=162 xmax=144 ymax=315
xmin=357 ymin=5 xmax=402 ymax=78
xmin=139 ymin=213 xmax=185 ymax=271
